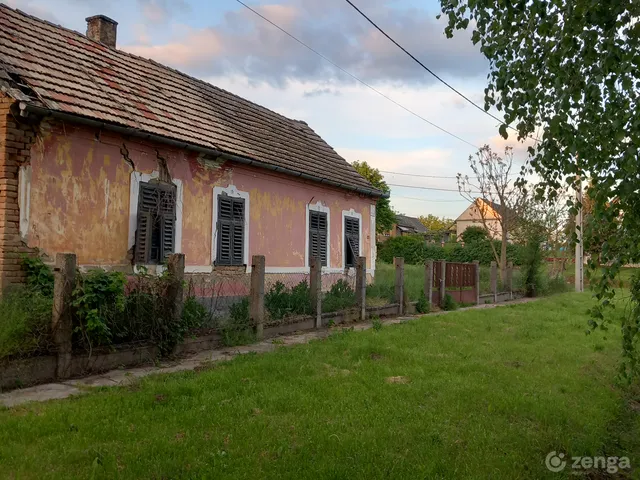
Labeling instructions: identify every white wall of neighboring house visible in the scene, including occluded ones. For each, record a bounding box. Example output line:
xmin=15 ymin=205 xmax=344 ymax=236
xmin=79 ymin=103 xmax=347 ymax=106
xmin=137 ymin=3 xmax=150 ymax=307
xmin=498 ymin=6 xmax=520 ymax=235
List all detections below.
xmin=456 ymin=219 xmax=502 ymax=240
xmin=455 ymin=200 xmax=503 ymax=240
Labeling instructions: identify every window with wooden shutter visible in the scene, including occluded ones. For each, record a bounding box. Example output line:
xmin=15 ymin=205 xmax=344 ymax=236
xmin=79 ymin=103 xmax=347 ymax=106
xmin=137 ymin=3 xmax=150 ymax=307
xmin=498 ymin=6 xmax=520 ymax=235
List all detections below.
xmin=135 ymin=182 xmax=176 ymax=265
xmin=344 ymin=216 xmax=359 ymax=268
xmin=309 ymin=210 xmax=328 ymax=266
xmin=216 ymin=194 xmax=245 ymax=266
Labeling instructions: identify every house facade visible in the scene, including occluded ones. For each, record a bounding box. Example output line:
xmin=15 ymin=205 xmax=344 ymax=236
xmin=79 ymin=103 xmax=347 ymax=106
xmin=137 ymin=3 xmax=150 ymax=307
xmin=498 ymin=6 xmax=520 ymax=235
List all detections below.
xmin=0 ymin=7 xmax=383 ymax=289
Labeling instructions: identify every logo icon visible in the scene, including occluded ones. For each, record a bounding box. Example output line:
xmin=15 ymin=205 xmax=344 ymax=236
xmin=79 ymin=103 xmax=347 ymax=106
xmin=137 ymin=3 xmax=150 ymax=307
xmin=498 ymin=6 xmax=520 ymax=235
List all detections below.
xmin=545 ymin=451 xmax=567 ymax=472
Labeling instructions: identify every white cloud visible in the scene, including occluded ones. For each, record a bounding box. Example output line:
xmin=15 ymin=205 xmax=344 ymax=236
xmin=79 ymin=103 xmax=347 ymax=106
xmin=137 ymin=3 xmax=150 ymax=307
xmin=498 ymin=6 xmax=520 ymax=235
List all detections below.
xmin=5 ymin=0 xmax=59 ymax=23
xmin=137 ymin=0 xmax=190 ymax=24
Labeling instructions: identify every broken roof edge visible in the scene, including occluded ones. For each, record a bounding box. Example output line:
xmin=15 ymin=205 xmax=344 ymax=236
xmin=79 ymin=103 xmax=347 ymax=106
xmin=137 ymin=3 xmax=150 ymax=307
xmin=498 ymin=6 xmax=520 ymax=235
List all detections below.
xmin=20 ymin=102 xmax=388 ymax=199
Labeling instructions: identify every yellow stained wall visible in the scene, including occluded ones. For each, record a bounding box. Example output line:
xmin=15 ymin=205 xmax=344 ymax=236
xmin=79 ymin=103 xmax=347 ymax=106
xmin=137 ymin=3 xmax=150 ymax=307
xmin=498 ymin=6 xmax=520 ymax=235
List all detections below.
xmin=27 ymin=120 xmax=376 ymax=270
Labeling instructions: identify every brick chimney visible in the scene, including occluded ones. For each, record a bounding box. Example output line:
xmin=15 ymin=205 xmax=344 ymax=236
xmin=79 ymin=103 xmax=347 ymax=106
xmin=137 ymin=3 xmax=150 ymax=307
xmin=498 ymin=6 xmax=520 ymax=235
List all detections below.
xmin=85 ymin=15 xmax=118 ymax=48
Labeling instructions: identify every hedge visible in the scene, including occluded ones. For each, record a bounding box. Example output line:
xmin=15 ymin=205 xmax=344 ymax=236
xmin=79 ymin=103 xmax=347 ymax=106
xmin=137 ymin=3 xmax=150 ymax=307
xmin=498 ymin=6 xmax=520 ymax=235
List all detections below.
xmin=377 ymin=235 xmax=524 ymax=265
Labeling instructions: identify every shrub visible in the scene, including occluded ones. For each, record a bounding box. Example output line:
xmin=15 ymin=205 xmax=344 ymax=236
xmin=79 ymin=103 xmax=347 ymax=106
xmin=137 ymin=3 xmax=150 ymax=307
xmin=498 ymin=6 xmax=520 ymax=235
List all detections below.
xmin=540 ymin=275 xmax=571 ymax=296
xmin=69 ymin=268 xmax=209 ymax=356
xmin=71 ymin=269 xmax=127 ymax=347
xmin=461 ymin=226 xmax=488 ymax=244
xmin=265 ymin=280 xmax=312 ymax=321
xmin=220 ymin=298 xmax=255 ymax=346
xmin=521 ymin=230 xmax=544 ymax=297
xmin=20 ymin=255 xmax=54 ymax=297
xmin=181 ymin=296 xmax=212 ymax=332
xmin=416 ymin=294 xmax=430 ymax=314
xmin=442 ymin=294 xmax=458 ymax=311
xmin=377 ymin=235 xmax=524 ymax=266
xmin=0 ymin=287 xmax=52 ymax=359
xmin=323 ymin=279 xmax=356 ymax=313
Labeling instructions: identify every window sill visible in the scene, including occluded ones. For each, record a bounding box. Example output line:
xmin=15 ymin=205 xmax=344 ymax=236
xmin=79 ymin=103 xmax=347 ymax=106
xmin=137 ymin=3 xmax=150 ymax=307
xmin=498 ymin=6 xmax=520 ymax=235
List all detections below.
xmin=213 ymin=264 xmax=247 ymax=275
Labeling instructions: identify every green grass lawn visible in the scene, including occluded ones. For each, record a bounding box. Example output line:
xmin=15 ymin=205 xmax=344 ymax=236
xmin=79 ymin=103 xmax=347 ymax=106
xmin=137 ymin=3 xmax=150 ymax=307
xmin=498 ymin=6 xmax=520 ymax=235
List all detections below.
xmin=1 ymin=293 xmax=639 ymax=479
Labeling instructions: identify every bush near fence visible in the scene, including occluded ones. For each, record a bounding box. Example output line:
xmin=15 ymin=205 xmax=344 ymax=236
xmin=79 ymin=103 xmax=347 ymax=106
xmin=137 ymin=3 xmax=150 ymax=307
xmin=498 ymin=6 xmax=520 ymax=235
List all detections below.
xmin=377 ymin=235 xmax=525 ymax=266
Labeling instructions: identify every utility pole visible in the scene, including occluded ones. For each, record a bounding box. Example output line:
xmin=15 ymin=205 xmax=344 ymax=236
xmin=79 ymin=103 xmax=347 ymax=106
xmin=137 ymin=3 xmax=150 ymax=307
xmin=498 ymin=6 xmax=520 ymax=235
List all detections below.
xmin=575 ymin=175 xmax=584 ymax=292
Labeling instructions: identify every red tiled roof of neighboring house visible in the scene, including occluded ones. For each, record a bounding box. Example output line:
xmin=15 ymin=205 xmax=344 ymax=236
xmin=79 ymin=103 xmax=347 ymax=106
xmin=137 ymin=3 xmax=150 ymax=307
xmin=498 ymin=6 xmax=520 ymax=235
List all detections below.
xmin=0 ymin=4 xmax=382 ymax=196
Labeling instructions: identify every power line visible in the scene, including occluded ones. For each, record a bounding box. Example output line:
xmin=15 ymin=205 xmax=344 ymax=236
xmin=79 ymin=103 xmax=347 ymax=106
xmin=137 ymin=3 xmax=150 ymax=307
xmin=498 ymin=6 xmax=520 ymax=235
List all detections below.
xmin=381 ymin=170 xmax=520 ymax=179
xmin=343 ymin=0 xmax=512 ymax=130
xmin=387 ymin=183 xmax=477 ymax=193
xmin=234 ymin=0 xmax=479 ymax=149
xmin=393 ymin=195 xmax=467 ymax=203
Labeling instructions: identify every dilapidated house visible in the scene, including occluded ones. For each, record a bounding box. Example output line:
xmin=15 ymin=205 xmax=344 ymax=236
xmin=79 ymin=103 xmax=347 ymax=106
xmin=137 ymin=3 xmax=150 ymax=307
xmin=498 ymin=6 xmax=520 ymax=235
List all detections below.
xmin=0 ymin=6 xmax=385 ymax=289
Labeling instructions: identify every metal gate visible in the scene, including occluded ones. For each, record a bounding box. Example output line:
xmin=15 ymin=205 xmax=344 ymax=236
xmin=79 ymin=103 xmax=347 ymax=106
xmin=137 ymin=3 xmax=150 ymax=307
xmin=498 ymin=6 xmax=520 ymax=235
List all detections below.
xmin=431 ymin=261 xmax=477 ymax=307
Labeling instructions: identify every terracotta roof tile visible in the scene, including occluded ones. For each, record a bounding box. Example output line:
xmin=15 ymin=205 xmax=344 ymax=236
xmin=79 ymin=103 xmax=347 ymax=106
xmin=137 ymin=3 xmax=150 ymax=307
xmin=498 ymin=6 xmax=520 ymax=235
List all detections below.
xmin=0 ymin=4 xmax=380 ymax=195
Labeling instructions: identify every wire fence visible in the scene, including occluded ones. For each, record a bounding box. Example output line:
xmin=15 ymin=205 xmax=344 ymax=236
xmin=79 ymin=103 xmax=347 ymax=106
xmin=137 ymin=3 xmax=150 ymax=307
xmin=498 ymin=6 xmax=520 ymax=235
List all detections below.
xmin=185 ymin=272 xmax=255 ymax=346
xmin=264 ymin=273 xmax=312 ymax=326
xmin=321 ymin=271 xmax=357 ymax=314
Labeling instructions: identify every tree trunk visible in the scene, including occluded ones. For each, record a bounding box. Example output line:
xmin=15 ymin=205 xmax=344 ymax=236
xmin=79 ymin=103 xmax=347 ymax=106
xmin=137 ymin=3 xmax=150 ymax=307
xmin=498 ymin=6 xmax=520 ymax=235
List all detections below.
xmin=500 ymin=228 xmax=508 ymax=283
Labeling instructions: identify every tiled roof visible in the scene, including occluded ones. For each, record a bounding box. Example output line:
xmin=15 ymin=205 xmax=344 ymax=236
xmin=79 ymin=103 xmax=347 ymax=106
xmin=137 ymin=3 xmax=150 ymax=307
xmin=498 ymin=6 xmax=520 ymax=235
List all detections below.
xmin=395 ymin=214 xmax=427 ymax=233
xmin=0 ymin=4 xmax=381 ymax=196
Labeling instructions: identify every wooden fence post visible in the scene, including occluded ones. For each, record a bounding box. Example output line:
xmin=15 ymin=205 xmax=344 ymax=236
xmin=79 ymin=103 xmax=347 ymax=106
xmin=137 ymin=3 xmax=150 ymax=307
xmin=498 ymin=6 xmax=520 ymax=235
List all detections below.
xmin=473 ymin=260 xmax=480 ymax=305
xmin=250 ymin=255 xmax=265 ymax=340
xmin=507 ymin=261 xmax=513 ymax=300
xmin=425 ymin=259 xmax=434 ymax=305
xmin=310 ymin=257 xmax=322 ymax=328
xmin=356 ymin=256 xmax=367 ymax=321
xmin=394 ymin=257 xmax=404 ymax=315
xmin=52 ymin=253 xmax=76 ymax=379
xmin=490 ymin=261 xmax=498 ymax=303
xmin=439 ymin=259 xmax=447 ymax=306
xmin=167 ymin=254 xmax=186 ymax=346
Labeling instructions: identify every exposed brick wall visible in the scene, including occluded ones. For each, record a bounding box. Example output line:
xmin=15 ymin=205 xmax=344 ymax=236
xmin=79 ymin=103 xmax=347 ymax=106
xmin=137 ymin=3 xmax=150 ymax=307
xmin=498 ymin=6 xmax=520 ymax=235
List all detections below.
xmin=0 ymin=93 xmax=36 ymax=290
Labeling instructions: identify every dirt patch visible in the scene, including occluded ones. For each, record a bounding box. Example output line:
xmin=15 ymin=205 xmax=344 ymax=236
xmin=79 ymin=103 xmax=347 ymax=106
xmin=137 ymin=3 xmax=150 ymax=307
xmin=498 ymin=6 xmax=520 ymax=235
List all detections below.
xmin=370 ymin=353 xmax=384 ymax=361
xmin=385 ymin=376 xmax=410 ymax=384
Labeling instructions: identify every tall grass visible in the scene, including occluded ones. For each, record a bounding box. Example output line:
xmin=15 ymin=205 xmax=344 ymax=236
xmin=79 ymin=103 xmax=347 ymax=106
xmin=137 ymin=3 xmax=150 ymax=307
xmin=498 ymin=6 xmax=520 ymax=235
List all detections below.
xmin=0 ymin=287 xmax=52 ymax=359
xmin=367 ymin=263 xmax=424 ymax=303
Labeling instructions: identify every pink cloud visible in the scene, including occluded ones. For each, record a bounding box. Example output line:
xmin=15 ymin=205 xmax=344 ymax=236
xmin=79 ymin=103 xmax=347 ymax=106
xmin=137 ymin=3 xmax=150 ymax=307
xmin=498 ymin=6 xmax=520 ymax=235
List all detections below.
xmin=123 ymin=27 xmax=223 ymax=68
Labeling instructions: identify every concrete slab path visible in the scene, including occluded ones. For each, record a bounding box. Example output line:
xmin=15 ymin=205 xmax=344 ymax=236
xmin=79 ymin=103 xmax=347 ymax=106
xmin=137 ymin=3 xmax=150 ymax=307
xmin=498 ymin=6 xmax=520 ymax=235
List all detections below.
xmin=0 ymin=298 xmax=537 ymax=408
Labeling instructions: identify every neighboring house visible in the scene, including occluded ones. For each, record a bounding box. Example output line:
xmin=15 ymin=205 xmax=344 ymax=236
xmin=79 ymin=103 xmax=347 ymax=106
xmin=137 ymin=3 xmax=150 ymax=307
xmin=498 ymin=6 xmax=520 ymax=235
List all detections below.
xmin=376 ymin=214 xmax=426 ymax=242
xmin=376 ymin=215 xmax=454 ymax=245
xmin=394 ymin=215 xmax=428 ymax=237
xmin=0 ymin=7 xmax=385 ymax=290
xmin=455 ymin=198 xmax=507 ymax=240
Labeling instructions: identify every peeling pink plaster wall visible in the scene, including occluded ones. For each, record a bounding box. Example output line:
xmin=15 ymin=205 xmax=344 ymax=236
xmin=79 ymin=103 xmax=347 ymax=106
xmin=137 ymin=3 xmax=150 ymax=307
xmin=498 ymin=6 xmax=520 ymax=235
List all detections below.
xmin=27 ymin=120 xmax=376 ymax=270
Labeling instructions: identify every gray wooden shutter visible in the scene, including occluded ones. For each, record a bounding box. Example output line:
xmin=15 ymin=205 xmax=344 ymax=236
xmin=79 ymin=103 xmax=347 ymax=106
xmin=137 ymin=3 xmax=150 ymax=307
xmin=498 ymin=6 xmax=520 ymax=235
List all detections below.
xmin=232 ymin=199 xmax=244 ymax=265
xmin=217 ymin=195 xmax=245 ymax=266
xmin=309 ymin=211 xmax=327 ymax=266
xmin=135 ymin=182 xmax=176 ymax=264
xmin=161 ymin=213 xmax=175 ymax=261
xmin=135 ymin=183 xmax=157 ymax=264
xmin=345 ymin=216 xmax=359 ymax=266
xmin=135 ymin=210 xmax=152 ymax=264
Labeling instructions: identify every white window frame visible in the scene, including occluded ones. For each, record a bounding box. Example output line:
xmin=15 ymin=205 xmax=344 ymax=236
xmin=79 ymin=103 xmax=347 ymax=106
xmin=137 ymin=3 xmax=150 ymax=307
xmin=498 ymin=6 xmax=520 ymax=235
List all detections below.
xmin=305 ymin=200 xmax=331 ymax=270
xmin=342 ymin=209 xmax=362 ymax=270
xmin=128 ymin=170 xmax=183 ymax=272
xmin=212 ymin=184 xmax=250 ymax=270
xmin=370 ymin=204 xmax=376 ymax=275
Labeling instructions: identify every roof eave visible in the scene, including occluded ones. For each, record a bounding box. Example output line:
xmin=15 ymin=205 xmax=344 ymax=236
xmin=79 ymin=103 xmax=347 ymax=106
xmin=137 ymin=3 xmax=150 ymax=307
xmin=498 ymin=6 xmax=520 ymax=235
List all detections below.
xmin=21 ymin=103 xmax=388 ymax=199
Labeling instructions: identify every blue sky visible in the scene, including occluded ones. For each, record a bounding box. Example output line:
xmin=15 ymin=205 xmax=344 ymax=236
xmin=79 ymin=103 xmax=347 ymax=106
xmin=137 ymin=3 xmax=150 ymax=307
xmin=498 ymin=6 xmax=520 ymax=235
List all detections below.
xmin=7 ymin=0 xmax=532 ymax=218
